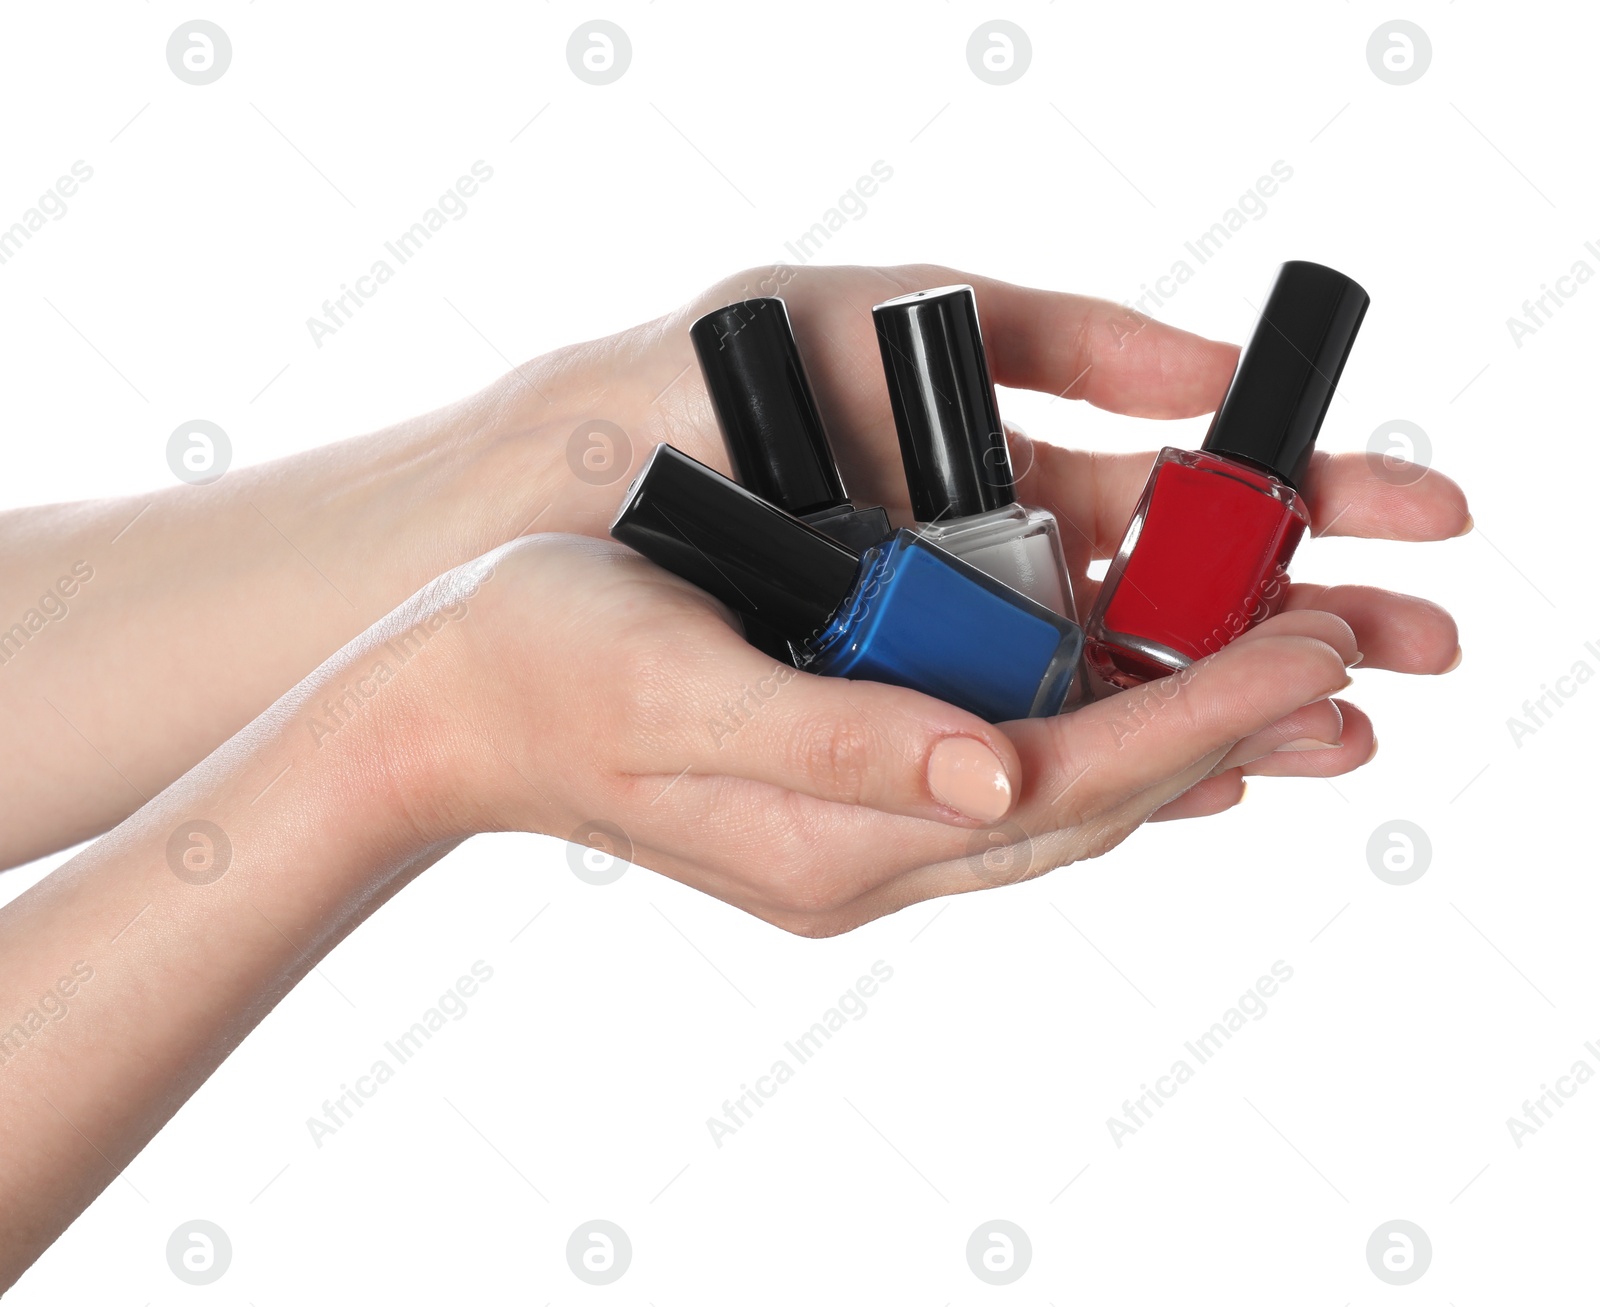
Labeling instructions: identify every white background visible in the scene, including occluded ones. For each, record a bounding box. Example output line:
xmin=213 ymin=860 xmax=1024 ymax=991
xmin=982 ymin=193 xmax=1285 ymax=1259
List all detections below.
xmin=2 ymin=1 xmax=1595 ymax=1301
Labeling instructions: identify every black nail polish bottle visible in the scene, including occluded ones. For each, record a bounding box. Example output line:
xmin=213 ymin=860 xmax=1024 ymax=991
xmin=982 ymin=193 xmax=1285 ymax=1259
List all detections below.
xmin=613 ymin=444 xmax=1081 ymax=722
xmin=691 ymin=296 xmax=890 ymax=661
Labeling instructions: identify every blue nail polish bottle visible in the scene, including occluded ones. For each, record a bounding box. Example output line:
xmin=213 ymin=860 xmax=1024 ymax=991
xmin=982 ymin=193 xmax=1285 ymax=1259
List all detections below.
xmin=612 ymin=445 xmax=1082 ymax=722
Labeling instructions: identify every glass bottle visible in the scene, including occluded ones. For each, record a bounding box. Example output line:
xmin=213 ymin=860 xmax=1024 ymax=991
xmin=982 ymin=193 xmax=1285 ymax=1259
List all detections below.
xmin=612 ymin=444 xmax=1083 ymax=723
xmin=872 ymin=284 xmax=1078 ymax=625
xmin=1085 ymin=261 xmax=1369 ymax=690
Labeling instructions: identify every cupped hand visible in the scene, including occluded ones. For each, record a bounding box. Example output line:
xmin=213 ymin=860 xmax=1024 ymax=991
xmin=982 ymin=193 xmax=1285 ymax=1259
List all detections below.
xmin=372 ymin=533 xmax=1370 ymax=936
xmin=498 ymin=261 xmax=1467 ymax=776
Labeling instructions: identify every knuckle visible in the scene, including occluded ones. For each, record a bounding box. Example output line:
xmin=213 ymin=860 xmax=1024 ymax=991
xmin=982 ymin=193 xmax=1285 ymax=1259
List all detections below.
xmin=1131 ymin=663 xmax=1212 ymax=738
xmin=792 ymin=714 xmax=882 ymax=806
xmin=694 ymin=265 xmax=801 ymax=316
xmin=1042 ymin=748 xmax=1090 ymax=825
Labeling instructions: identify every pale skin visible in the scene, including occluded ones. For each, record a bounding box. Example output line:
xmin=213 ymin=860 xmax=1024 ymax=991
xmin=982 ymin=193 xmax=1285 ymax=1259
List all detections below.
xmin=0 ymin=264 xmax=1467 ymax=1283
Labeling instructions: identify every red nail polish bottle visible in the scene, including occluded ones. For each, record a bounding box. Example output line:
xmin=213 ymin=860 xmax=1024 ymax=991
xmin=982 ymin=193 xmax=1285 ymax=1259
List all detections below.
xmin=1085 ymin=261 xmax=1369 ymax=689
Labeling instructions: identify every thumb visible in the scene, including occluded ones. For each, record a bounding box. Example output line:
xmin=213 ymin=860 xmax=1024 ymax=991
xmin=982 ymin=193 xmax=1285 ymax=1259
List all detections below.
xmin=662 ymin=650 xmax=1023 ymax=827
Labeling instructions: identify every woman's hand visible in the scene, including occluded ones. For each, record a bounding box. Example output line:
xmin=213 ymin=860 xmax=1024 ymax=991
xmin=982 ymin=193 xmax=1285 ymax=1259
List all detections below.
xmin=0 ymin=525 xmax=1361 ymax=1282
xmin=0 ymin=403 xmax=1459 ymax=1275
xmin=508 ymin=263 xmax=1471 ymax=577
xmin=371 ymin=534 xmax=1367 ymax=936
xmin=0 ymin=261 xmax=1466 ymax=869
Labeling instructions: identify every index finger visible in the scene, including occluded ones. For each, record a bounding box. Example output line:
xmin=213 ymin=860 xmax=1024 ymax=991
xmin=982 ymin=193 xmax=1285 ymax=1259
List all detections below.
xmin=948 ymin=268 xmax=1240 ymax=418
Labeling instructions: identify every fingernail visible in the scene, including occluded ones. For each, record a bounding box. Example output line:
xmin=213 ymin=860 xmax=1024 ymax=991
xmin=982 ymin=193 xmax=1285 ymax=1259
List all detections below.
xmin=1347 ymin=650 xmax=1365 ymax=668
xmin=928 ymin=736 xmax=1012 ymax=823
xmin=1312 ymin=674 xmax=1355 ymax=703
xmin=1367 ymin=736 xmax=1381 ymax=763
xmin=1276 ymin=738 xmax=1345 ymax=753
xmin=1455 ymin=514 xmax=1475 ymax=537
xmin=1441 ymin=646 xmax=1463 ymax=674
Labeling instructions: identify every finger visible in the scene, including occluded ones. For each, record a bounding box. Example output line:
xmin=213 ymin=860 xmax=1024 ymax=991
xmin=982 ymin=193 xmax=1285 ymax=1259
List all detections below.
xmin=1282 ymin=583 xmax=1460 ymax=674
xmin=1149 ymin=771 xmax=1248 ymax=821
xmin=647 ymin=631 xmax=1023 ymax=828
xmin=1216 ymin=699 xmax=1345 ymax=770
xmin=1004 ymin=631 xmax=1353 ymax=830
xmin=1300 ymin=452 xmax=1472 ymax=540
xmin=1228 ymin=609 xmax=1361 ymax=666
xmin=649 ymin=755 xmax=1236 ymax=936
xmin=946 ymin=269 xmax=1241 ymax=417
xmin=1242 ymin=700 xmax=1377 ymax=778
xmin=1016 ymin=447 xmax=1472 ymax=565
xmin=738 ymin=733 xmax=1252 ymax=932
xmin=821 ymin=764 xmax=1220 ymax=925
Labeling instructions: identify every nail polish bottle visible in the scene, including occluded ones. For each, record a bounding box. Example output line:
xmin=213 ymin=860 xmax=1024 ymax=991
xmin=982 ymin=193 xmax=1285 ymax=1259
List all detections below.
xmin=691 ymin=297 xmax=890 ymax=553
xmin=691 ymin=297 xmax=891 ymax=663
xmin=612 ymin=443 xmax=1082 ymax=723
xmin=1084 ymin=260 xmax=1369 ymax=689
xmin=873 ymin=285 xmax=1077 ymax=623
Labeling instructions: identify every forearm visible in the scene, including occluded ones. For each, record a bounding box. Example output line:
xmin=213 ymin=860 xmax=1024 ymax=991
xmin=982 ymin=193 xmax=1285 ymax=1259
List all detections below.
xmin=0 ymin=344 xmax=642 ymax=868
xmin=0 ymin=615 xmax=453 ymax=1284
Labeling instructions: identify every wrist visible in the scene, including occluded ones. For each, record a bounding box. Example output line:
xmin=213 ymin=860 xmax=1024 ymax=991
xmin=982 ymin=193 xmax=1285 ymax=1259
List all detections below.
xmin=299 ymin=548 xmax=540 ymax=847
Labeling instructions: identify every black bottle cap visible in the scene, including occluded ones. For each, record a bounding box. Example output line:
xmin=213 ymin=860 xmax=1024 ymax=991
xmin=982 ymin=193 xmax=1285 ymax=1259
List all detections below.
xmin=1201 ymin=260 xmax=1370 ymax=490
xmin=610 ymin=443 xmax=861 ymax=640
xmin=690 ymin=298 xmax=848 ymax=518
xmin=873 ymin=284 xmax=1014 ymax=522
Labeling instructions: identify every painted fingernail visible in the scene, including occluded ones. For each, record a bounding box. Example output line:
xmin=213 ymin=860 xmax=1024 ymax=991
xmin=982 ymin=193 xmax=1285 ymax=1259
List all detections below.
xmin=1276 ymin=737 xmax=1345 ymax=753
xmin=928 ymin=736 xmax=1012 ymax=823
xmin=1441 ymin=646 xmax=1463 ymax=673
